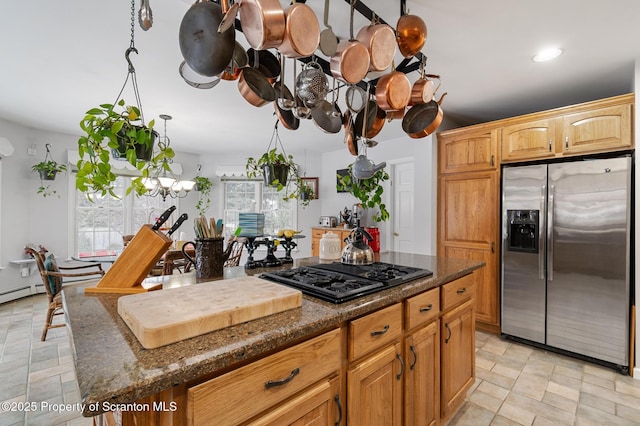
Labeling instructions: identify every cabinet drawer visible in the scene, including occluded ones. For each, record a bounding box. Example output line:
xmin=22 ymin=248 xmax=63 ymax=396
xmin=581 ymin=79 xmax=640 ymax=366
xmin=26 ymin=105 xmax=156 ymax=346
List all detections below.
xmin=312 ymin=229 xmax=325 ymax=239
xmin=405 ymin=287 xmax=440 ymax=331
xmin=441 ymin=273 xmax=475 ymax=311
xmin=188 ymin=329 xmax=341 ymax=426
xmin=349 ymin=303 xmax=402 ymax=360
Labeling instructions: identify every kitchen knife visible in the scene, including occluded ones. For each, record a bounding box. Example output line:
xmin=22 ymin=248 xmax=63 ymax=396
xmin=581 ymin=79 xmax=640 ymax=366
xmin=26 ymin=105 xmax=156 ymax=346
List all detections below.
xmin=152 ymin=206 xmax=176 ymax=230
xmin=167 ymin=213 xmax=189 ymax=236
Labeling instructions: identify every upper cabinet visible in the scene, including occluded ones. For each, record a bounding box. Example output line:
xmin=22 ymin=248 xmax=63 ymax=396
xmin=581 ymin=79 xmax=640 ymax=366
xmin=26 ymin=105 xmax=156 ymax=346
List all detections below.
xmin=501 ymin=94 xmax=634 ymax=163
xmin=438 ymin=128 xmax=499 ymax=174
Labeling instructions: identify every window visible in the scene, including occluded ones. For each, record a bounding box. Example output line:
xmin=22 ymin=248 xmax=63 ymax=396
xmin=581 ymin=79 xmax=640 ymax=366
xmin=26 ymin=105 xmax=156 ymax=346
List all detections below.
xmin=223 ymin=180 xmax=297 ymax=237
xmin=75 ymin=176 xmax=175 ymax=255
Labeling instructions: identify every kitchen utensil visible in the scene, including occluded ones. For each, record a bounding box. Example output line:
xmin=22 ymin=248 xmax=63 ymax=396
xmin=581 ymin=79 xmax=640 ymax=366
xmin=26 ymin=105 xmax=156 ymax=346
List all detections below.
xmin=330 ymin=0 xmax=370 ymax=84
xmin=402 ymin=93 xmax=447 ymax=138
xmin=386 ymin=107 xmax=406 ymax=121
xmin=238 ymin=66 xmax=276 ymax=107
xmin=375 ymin=69 xmax=412 ymax=111
xmin=341 ymin=227 xmax=375 ymax=265
xmin=239 ymin=0 xmax=285 ymax=50
xmin=181 ymin=237 xmax=237 ymax=280
xmin=291 ymin=60 xmax=311 ymax=119
xmin=152 ymin=206 xmax=176 ymax=230
xmin=246 ymin=48 xmax=280 ymax=83
xmin=396 ymin=3 xmax=427 ymax=58
xmin=276 ymin=54 xmax=295 ymax=111
xmin=217 ymin=0 xmax=240 ymax=33
xmin=117 ymin=276 xmax=302 ymax=349
xmin=345 ymin=84 xmax=367 ymax=113
xmin=279 ymin=0 xmax=320 ymax=58
xmin=352 ymin=155 xmax=386 ymax=180
xmin=355 ymin=99 xmax=378 ymax=138
xmin=138 ymin=0 xmax=153 ymax=31
xmin=179 ymin=60 xmax=221 ymax=89
xmin=220 ymin=42 xmax=249 ymax=81
xmin=167 ymin=213 xmax=188 ymax=236
xmin=344 ymin=112 xmax=358 ymax=156
xmin=311 ymin=100 xmax=342 ymax=133
xmin=318 ymin=0 xmax=338 ymax=56
xmin=296 ymin=61 xmax=328 ymax=109
xmin=410 ymin=60 xmax=439 ymax=105
xmin=179 ymin=0 xmax=235 ymax=77
xmin=356 ymin=16 xmax=396 ymax=71
xmin=273 ymin=81 xmax=300 ymax=130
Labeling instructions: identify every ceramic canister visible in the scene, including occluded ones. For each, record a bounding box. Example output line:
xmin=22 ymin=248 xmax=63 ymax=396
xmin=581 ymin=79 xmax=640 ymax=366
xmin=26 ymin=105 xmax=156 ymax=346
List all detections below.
xmin=319 ymin=231 xmax=342 ymax=260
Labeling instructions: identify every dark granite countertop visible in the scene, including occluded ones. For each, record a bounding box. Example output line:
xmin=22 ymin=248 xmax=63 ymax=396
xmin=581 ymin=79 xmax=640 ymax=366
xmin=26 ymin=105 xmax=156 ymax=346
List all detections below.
xmin=63 ymin=253 xmax=483 ymax=416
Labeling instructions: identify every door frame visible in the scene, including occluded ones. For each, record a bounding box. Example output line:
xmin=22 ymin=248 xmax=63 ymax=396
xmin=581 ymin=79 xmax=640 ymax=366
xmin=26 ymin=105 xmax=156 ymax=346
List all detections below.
xmin=385 ymin=157 xmax=415 ymax=253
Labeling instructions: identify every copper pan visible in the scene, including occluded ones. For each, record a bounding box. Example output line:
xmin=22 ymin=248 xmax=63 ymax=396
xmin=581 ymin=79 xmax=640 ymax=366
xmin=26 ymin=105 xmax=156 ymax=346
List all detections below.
xmin=386 ymin=108 xmax=406 ymax=121
xmin=238 ymin=66 xmax=276 ymax=107
xmin=375 ymin=71 xmax=411 ymax=111
xmin=330 ymin=0 xmax=370 ymax=84
xmin=356 ymin=19 xmax=396 ymax=72
xmin=355 ymin=100 xmax=385 ymax=139
xmin=396 ymin=3 xmax=427 ymax=58
xmin=273 ymin=81 xmax=299 ymax=130
xmin=247 ymin=48 xmax=280 ymax=84
xmin=402 ymin=93 xmax=447 ymax=138
xmin=239 ymin=0 xmax=285 ymax=50
xmin=279 ymin=1 xmax=320 ymax=58
xmin=410 ymin=73 xmax=439 ymax=105
xmin=343 ymin=111 xmax=358 ymax=156
xmin=220 ymin=42 xmax=249 ymax=81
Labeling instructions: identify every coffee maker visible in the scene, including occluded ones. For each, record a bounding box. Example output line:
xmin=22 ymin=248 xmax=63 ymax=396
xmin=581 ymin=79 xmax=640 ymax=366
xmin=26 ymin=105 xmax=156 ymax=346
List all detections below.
xmin=351 ymin=203 xmax=363 ymax=228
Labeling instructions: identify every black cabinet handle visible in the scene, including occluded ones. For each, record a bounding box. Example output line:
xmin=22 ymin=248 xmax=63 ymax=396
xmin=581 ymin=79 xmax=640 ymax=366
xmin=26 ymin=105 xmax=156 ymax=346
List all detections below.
xmin=419 ymin=304 xmax=433 ymax=313
xmin=409 ymin=345 xmax=417 ymax=371
xmin=396 ymin=353 xmax=405 ymax=380
xmin=456 ymin=287 xmax=466 ymax=294
xmin=334 ymin=394 xmax=342 ymax=426
xmin=370 ymin=324 xmax=390 ymax=336
xmin=445 ymin=323 xmax=452 ymax=343
xmin=264 ymin=368 xmax=300 ymax=389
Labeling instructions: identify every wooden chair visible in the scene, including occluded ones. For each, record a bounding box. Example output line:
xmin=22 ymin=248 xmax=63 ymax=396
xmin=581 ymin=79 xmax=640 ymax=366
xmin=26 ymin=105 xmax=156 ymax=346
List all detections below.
xmin=224 ymin=237 xmax=246 ymax=267
xmin=25 ymin=245 xmax=105 ymax=341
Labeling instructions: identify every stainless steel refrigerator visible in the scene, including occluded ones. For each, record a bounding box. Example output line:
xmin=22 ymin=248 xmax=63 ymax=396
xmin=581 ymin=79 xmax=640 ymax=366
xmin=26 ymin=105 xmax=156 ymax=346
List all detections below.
xmin=501 ymin=155 xmax=631 ymax=372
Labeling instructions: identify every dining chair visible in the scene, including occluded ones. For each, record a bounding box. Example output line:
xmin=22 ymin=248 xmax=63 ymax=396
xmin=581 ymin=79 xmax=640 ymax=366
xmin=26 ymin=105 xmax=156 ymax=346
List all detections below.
xmin=25 ymin=245 xmax=105 ymax=341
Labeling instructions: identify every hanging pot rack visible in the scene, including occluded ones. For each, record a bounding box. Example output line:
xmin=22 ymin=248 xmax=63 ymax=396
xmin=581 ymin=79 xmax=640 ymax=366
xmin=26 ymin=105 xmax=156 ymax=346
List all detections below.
xmin=223 ymin=0 xmax=425 ymax=94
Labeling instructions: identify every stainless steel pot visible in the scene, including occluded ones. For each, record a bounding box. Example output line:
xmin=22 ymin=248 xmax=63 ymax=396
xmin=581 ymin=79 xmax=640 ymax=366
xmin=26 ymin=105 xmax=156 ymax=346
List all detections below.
xmin=341 ymin=228 xmax=375 ymax=265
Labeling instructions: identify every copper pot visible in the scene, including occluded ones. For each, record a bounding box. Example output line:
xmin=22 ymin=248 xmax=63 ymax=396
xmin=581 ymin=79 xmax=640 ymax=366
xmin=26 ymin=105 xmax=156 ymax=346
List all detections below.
xmin=355 ymin=100 xmax=385 ymax=139
xmin=386 ymin=108 xmax=406 ymax=121
xmin=220 ymin=42 xmax=249 ymax=81
xmin=410 ymin=73 xmax=439 ymax=105
xmin=356 ymin=22 xmax=396 ymax=72
xmin=375 ymin=71 xmax=411 ymax=111
xmin=238 ymin=66 xmax=276 ymax=107
xmin=329 ymin=0 xmax=370 ymax=84
xmin=240 ymin=0 xmax=285 ymax=50
xmin=402 ymin=93 xmax=447 ymax=138
xmin=396 ymin=10 xmax=427 ymax=58
xmin=273 ymin=81 xmax=299 ymax=130
xmin=343 ymin=111 xmax=358 ymax=156
xmin=279 ymin=2 xmax=320 ymax=58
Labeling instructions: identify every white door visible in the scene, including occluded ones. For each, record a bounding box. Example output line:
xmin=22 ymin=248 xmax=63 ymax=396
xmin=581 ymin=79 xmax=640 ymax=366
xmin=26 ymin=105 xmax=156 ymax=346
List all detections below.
xmin=392 ymin=161 xmax=415 ymax=252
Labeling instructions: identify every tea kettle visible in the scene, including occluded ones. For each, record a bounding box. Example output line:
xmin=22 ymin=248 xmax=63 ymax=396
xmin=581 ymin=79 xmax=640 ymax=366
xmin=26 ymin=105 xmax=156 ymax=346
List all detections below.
xmin=352 ymin=155 xmax=386 ymax=180
xmin=341 ymin=227 xmax=375 ymax=265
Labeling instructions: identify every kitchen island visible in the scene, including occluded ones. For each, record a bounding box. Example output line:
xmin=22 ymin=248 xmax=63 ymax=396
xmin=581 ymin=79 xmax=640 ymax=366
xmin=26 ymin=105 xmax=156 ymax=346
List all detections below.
xmin=64 ymin=253 xmax=484 ymax=425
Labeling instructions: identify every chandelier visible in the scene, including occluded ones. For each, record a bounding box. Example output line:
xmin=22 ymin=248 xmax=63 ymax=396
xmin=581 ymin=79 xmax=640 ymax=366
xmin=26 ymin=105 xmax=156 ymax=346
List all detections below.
xmin=143 ymin=114 xmax=195 ymax=201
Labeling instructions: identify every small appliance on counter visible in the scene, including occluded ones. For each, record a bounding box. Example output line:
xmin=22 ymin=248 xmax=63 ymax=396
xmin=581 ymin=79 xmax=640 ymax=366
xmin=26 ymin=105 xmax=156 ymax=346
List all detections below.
xmin=318 ymin=216 xmax=337 ymax=227
xmin=341 ymin=227 xmax=374 ymax=265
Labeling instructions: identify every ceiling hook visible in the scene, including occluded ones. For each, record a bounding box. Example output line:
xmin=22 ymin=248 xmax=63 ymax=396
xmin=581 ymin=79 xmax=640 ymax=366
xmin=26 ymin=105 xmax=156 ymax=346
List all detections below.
xmin=125 ymin=47 xmax=139 ymax=73
xmin=45 ymin=143 xmax=52 ymax=153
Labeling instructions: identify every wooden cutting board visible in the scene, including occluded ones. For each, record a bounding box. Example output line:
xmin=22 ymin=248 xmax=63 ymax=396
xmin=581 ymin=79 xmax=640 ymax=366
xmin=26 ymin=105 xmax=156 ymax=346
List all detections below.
xmin=117 ymin=276 xmax=302 ymax=349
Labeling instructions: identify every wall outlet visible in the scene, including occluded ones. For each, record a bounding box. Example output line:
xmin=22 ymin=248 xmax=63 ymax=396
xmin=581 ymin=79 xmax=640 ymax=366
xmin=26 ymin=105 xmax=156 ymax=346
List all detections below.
xmin=27 ymin=145 xmax=37 ymax=156
xmin=21 ymin=266 xmax=30 ymax=277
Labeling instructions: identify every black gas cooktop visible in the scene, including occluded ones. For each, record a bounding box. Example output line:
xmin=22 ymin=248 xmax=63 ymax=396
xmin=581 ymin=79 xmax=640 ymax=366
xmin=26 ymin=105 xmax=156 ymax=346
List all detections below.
xmin=260 ymin=262 xmax=433 ymax=303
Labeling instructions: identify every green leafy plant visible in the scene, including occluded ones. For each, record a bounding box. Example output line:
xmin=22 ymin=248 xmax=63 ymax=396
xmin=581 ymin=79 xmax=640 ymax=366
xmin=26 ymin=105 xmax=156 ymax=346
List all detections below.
xmin=194 ymin=176 xmax=213 ymax=216
xmin=337 ymin=165 xmax=390 ymax=222
xmin=31 ymin=160 xmax=67 ymax=180
xmin=76 ymin=99 xmax=163 ymax=199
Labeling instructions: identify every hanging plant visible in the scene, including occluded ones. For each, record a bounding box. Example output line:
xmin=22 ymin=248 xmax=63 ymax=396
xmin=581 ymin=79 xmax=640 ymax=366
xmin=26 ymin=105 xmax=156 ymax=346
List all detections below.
xmin=337 ymin=164 xmax=390 ymax=222
xmin=194 ymin=175 xmax=213 ymax=216
xmin=31 ymin=144 xmax=67 ymax=198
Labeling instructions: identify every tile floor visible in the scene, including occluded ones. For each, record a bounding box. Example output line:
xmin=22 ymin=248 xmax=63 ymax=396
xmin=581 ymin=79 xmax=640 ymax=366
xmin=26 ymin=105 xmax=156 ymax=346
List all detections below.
xmin=1 ymin=292 xmax=640 ymax=426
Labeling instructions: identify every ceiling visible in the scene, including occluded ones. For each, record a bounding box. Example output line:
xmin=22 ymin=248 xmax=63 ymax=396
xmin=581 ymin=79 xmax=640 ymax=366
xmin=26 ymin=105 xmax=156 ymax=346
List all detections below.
xmin=1 ymin=0 xmax=639 ymax=156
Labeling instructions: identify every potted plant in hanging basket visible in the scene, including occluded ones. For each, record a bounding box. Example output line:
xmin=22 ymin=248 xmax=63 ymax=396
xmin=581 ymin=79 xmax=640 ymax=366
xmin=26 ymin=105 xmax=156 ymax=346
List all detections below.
xmin=76 ymin=99 xmax=160 ymax=198
xmin=32 ymin=160 xmax=67 ymax=181
xmin=337 ymin=164 xmax=390 ymax=222
xmin=194 ymin=176 xmax=213 ymax=216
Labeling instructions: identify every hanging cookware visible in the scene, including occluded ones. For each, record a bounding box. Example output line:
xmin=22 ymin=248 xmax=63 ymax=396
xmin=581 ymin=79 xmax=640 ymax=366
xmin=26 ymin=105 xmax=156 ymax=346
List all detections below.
xmin=386 ymin=108 xmax=406 ymax=121
xmin=279 ymin=1 xmax=320 ymax=58
xmin=396 ymin=2 xmax=427 ymax=58
xmin=375 ymin=69 xmax=411 ymax=111
xmin=402 ymin=93 xmax=447 ymax=138
xmin=291 ymin=59 xmax=311 ymax=119
xmin=312 ymin=79 xmax=342 ymax=134
xmin=356 ymin=15 xmax=396 ymax=72
xmin=345 ymin=84 xmax=367 ymax=114
xmin=410 ymin=69 xmax=440 ymax=105
xmin=239 ymin=0 xmax=285 ymax=50
xmin=344 ymin=111 xmax=358 ymax=156
xmin=179 ymin=0 xmax=236 ymax=77
xmin=318 ymin=0 xmax=338 ymax=56
xmin=138 ymin=0 xmax=153 ymax=31
xmin=330 ymin=0 xmax=370 ymax=84
xmin=352 ymin=155 xmax=386 ymax=180
xmin=296 ymin=61 xmax=328 ymax=108
xmin=276 ymin=54 xmax=295 ymax=111
xmin=273 ymin=81 xmax=299 ymax=130
xmin=178 ymin=61 xmax=221 ymax=89
xmin=220 ymin=42 xmax=249 ymax=81
xmin=246 ymin=48 xmax=280 ymax=83
xmin=238 ymin=66 xmax=276 ymax=107
xmin=355 ymin=100 xmax=384 ymax=139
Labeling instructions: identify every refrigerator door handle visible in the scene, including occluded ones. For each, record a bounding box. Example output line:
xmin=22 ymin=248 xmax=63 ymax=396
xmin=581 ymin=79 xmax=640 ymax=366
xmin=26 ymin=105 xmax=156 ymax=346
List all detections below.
xmin=539 ymin=184 xmax=546 ymax=280
xmin=547 ymin=184 xmax=554 ymax=281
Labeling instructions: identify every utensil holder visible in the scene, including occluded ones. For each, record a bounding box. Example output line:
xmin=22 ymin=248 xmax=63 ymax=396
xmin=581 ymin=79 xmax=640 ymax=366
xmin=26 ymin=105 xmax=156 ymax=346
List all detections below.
xmin=182 ymin=237 xmax=225 ymax=280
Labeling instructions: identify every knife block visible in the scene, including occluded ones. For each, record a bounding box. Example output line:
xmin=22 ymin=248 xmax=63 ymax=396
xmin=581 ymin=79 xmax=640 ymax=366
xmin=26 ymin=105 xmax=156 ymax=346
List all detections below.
xmin=84 ymin=225 xmax=172 ymax=294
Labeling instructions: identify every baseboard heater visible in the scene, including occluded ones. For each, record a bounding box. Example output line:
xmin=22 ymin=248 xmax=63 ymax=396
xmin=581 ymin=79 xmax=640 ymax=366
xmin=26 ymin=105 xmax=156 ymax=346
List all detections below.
xmin=0 ymin=286 xmax=32 ymax=304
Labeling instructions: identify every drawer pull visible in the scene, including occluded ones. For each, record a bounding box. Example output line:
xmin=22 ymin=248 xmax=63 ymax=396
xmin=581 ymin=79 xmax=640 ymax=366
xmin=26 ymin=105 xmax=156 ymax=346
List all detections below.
xmin=396 ymin=353 xmax=405 ymax=380
xmin=264 ymin=368 xmax=300 ymax=389
xmin=419 ymin=304 xmax=433 ymax=313
xmin=409 ymin=345 xmax=417 ymax=371
xmin=370 ymin=324 xmax=390 ymax=336
xmin=456 ymin=287 xmax=467 ymax=294
xmin=334 ymin=395 xmax=342 ymax=426
xmin=445 ymin=323 xmax=452 ymax=343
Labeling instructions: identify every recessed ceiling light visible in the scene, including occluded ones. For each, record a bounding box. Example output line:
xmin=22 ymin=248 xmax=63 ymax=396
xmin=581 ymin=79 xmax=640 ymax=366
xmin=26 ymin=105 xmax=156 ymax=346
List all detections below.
xmin=533 ymin=48 xmax=563 ymax=62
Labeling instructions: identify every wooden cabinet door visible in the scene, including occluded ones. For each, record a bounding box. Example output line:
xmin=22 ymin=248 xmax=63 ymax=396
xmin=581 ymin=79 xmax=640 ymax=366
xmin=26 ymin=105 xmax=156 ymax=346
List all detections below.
xmin=562 ymin=103 xmax=632 ymax=154
xmin=404 ymin=321 xmax=439 ymax=426
xmin=438 ymin=171 xmax=499 ymax=329
xmin=247 ymin=376 xmax=341 ymax=426
xmin=438 ymin=129 xmax=498 ymax=174
xmin=501 ymin=118 xmax=556 ymax=162
xmin=348 ymin=343 xmax=403 ymax=426
xmin=440 ymin=300 xmax=475 ymax=421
